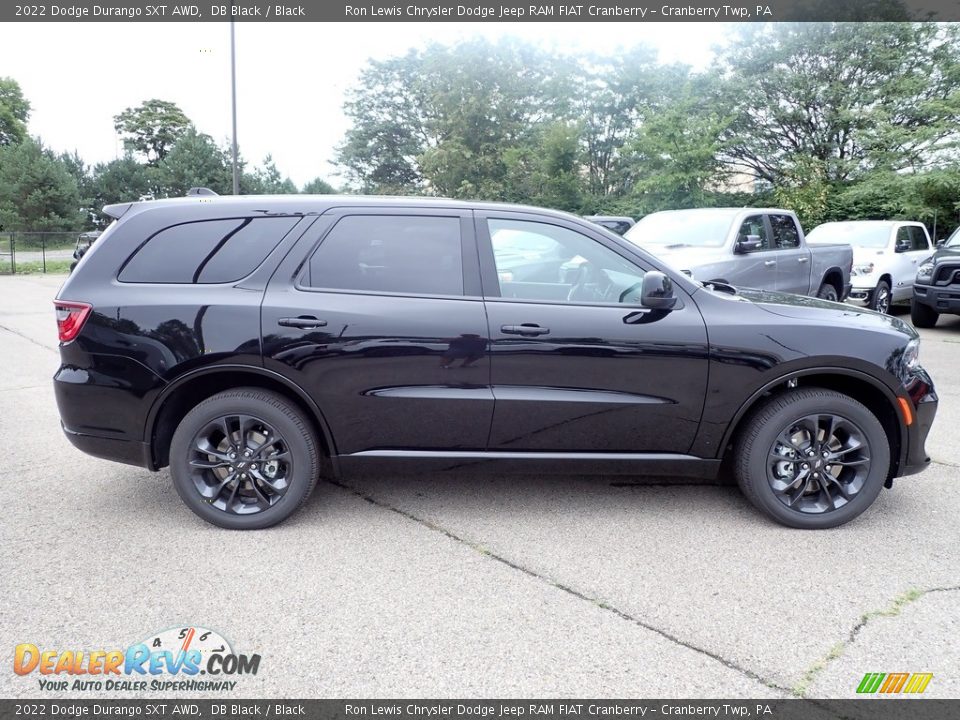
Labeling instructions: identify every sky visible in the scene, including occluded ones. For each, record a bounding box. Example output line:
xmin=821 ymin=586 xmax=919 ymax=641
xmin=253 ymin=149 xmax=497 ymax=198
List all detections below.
xmin=0 ymin=22 xmax=730 ymax=187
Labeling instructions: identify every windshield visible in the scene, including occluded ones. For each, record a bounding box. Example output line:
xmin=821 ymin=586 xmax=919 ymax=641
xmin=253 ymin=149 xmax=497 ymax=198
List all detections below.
xmin=807 ymin=223 xmax=890 ymax=249
xmin=945 ymin=227 xmax=960 ymax=248
xmin=624 ymin=210 xmax=736 ymax=248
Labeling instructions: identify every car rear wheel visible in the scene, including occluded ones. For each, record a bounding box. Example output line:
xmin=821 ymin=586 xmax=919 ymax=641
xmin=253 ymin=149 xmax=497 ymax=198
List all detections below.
xmin=910 ymin=300 xmax=939 ymax=328
xmin=170 ymin=388 xmax=319 ymax=529
xmin=870 ymin=280 xmax=891 ymax=314
xmin=734 ymin=388 xmax=889 ymax=529
xmin=816 ymin=283 xmax=838 ymax=302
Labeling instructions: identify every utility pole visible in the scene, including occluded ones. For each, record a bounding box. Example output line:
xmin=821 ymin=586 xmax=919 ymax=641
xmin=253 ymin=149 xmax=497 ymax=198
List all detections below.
xmin=230 ymin=13 xmax=240 ymax=195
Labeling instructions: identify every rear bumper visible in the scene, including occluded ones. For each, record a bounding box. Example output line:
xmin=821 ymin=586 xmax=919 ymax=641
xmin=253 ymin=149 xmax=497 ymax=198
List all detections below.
xmin=898 ymin=368 xmax=938 ymax=478
xmin=913 ymin=283 xmax=960 ymax=314
xmin=61 ymin=422 xmax=154 ymax=470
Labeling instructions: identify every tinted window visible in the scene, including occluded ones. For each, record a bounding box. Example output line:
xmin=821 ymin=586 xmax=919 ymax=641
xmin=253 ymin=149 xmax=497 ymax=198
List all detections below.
xmin=120 ymin=217 xmax=298 ymax=284
xmin=908 ymin=226 xmax=929 ymax=251
xmin=489 ymin=219 xmax=645 ymax=304
xmin=306 ymin=215 xmax=463 ymax=296
xmin=736 ymin=215 xmax=769 ymax=250
xmin=769 ymin=215 xmax=801 ymax=249
xmin=895 ymin=227 xmax=911 ymax=251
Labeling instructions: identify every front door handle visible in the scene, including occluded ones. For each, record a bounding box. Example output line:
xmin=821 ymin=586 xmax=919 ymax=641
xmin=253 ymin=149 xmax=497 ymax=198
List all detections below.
xmin=797 ymin=257 xmax=809 ymax=263
xmin=764 ymin=260 xmax=776 ymax=267
xmin=278 ymin=316 xmax=328 ymax=329
xmin=501 ymin=324 xmax=550 ymax=337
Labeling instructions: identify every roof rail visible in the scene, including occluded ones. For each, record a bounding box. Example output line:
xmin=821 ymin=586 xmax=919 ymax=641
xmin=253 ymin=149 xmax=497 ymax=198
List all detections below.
xmin=187 ymin=187 xmax=219 ymax=196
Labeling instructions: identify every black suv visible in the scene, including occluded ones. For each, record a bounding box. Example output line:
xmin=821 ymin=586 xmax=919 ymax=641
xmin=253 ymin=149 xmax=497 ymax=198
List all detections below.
xmin=55 ymin=194 xmax=937 ymax=530
xmin=911 ymin=226 xmax=960 ymax=327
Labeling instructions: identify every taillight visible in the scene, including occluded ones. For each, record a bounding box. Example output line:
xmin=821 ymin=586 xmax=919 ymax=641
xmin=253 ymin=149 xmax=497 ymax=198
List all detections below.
xmin=54 ymin=301 xmax=92 ymax=343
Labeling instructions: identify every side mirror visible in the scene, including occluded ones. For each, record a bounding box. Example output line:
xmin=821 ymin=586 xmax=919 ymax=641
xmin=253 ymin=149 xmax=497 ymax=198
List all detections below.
xmin=895 ymin=241 xmax=910 ymax=253
xmin=641 ymin=271 xmax=677 ymax=310
xmin=936 ymin=239 xmax=945 ymax=248
xmin=735 ymin=235 xmax=763 ymax=253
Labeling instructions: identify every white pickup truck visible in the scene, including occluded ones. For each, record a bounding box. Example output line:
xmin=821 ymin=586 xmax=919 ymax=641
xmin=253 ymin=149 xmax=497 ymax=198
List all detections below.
xmin=624 ymin=208 xmax=853 ymax=300
xmin=805 ymin=220 xmax=934 ymax=314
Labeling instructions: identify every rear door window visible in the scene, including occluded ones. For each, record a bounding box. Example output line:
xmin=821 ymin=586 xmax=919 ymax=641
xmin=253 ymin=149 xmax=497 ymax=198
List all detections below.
xmin=119 ymin=217 xmax=299 ymax=283
xmin=304 ymin=215 xmax=464 ymax=296
xmin=769 ymin=215 xmax=801 ymax=249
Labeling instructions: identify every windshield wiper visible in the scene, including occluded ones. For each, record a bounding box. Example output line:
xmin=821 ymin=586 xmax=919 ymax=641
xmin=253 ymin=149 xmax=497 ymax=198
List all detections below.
xmin=664 ymin=243 xmax=690 ymax=249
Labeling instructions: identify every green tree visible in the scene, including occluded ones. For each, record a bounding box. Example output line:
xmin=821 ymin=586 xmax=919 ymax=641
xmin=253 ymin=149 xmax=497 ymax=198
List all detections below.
xmin=91 ymin=155 xmax=158 ymax=219
xmin=338 ymin=39 xmax=574 ymax=197
xmin=0 ymin=77 xmax=30 ymax=146
xmin=155 ymin=127 xmax=231 ymax=196
xmin=245 ymin=155 xmax=297 ymax=194
xmin=302 ymin=177 xmax=336 ymax=194
xmin=719 ymin=23 xmax=960 ymax=184
xmin=0 ymin=138 xmax=83 ymax=230
xmin=114 ymin=99 xmax=191 ymax=165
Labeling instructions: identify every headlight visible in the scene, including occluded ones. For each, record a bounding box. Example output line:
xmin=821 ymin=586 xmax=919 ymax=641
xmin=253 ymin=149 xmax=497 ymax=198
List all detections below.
xmin=903 ymin=338 xmax=920 ymax=371
xmin=852 ymin=262 xmax=875 ymax=276
xmin=916 ymin=261 xmax=934 ymax=283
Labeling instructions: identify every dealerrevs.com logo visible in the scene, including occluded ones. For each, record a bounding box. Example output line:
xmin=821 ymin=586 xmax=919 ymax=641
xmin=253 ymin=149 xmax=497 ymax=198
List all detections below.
xmin=14 ymin=627 xmax=261 ymax=693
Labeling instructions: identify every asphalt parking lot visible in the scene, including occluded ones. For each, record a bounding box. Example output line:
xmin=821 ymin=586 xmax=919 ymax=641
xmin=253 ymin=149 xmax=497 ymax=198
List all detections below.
xmin=1 ymin=274 xmax=958 ymax=699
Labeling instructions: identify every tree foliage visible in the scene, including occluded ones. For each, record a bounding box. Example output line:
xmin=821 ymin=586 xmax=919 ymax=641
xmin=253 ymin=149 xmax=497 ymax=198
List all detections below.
xmin=0 ymin=77 xmax=30 ymax=146
xmin=0 ymin=138 xmax=83 ymax=231
xmin=113 ymin=99 xmax=192 ymax=165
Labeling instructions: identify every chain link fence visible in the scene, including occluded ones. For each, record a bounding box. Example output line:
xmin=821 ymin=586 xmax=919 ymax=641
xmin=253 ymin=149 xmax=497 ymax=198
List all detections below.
xmin=0 ymin=232 xmax=84 ymax=275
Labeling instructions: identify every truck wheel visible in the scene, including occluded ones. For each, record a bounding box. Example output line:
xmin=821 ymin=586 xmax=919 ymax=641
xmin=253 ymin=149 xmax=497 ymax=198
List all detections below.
xmin=870 ymin=280 xmax=891 ymax=314
xmin=169 ymin=388 xmax=320 ymax=529
xmin=734 ymin=388 xmax=889 ymax=529
xmin=816 ymin=283 xmax=838 ymax=301
xmin=910 ymin=300 xmax=939 ymax=328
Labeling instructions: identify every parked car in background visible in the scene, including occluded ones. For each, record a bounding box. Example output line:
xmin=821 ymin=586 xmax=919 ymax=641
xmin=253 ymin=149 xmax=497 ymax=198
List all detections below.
xmin=806 ymin=221 xmax=933 ymax=314
xmin=911 ymin=226 xmax=960 ymax=327
xmin=69 ymin=231 xmax=101 ymax=273
xmin=624 ymin=208 xmax=853 ymax=300
xmin=53 ymin=193 xmax=935 ymax=530
xmin=584 ymin=215 xmax=635 ymax=235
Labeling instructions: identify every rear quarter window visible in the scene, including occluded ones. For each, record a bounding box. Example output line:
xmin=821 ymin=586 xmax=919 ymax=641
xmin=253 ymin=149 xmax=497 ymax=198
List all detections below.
xmin=119 ymin=217 xmax=300 ymax=284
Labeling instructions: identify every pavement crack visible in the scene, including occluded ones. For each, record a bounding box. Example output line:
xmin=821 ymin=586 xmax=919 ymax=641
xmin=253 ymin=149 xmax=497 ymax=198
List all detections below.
xmin=791 ymin=585 xmax=960 ymax=697
xmin=0 ymin=323 xmax=57 ymax=353
xmin=325 ymin=478 xmax=789 ymax=694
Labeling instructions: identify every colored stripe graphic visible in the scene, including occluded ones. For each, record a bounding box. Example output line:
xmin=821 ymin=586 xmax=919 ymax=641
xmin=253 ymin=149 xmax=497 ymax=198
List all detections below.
xmin=857 ymin=672 xmax=933 ymax=694
xmin=880 ymin=673 xmax=909 ymax=693
xmin=857 ymin=673 xmax=885 ymax=693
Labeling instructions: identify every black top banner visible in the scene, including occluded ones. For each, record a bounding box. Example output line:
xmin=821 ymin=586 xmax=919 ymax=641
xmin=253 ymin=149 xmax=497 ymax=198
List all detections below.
xmin=3 ymin=0 xmax=960 ymax=22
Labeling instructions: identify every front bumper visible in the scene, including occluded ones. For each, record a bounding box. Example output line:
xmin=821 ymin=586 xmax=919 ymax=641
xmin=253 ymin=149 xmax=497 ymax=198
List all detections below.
xmin=845 ymin=286 xmax=872 ymax=307
xmin=898 ymin=367 xmax=938 ymax=478
xmin=913 ymin=283 xmax=960 ymax=314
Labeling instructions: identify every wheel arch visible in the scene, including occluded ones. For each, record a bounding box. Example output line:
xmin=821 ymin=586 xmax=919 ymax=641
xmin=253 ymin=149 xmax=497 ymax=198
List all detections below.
xmin=821 ymin=268 xmax=844 ymax=296
xmin=145 ymin=365 xmax=337 ymax=474
xmin=719 ymin=367 xmax=905 ymax=485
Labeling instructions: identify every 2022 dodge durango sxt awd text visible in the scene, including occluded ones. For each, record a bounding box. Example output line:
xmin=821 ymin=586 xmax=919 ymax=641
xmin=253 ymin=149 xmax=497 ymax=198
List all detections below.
xmin=54 ymin=194 xmax=938 ymax=530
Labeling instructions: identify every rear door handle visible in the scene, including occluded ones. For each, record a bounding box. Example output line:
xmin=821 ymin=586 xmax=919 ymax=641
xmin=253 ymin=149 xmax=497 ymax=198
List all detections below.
xmin=501 ymin=324 xmax=550 ymax=336
xmin=797 ymin=257 xmax=809 ymax=263
xmin=278 ymin=316 xmax=328 ymax=329
xmin=764 ymin=260 xmax=776 ymax=267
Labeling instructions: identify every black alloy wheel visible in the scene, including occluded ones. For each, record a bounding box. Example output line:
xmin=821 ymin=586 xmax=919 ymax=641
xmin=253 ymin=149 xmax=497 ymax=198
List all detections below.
xmin=767 ymin=413 xmax=870 ymax=514
xmin=170 ymin=388 xmax=320 ymax=529
xmin=735 ymin=388 xmax=889 ymax=529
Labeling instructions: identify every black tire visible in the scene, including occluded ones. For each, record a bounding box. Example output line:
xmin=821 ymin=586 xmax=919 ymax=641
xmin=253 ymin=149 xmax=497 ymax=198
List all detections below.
xmin=816 ymin=283 xmax=838 ymax=302
xmin=169 ymin=388 xmax=320 ymax=529
xmin=870 ymin=280 xmax=891 ymax=314
xmin=910 ymin=300 xmax=939 ymax=329
xmin=734 ymin=388 xmax=890 ymax=529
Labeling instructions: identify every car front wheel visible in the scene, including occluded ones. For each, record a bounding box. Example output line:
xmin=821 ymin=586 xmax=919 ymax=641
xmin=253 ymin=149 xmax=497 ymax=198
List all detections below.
xmin=870 ymin=280 xmax=891 ymax=314
xmin=734 ymin=388 xmax=890 ymax=529
xmin=169 ymin=388 xmax=320 ymax=529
